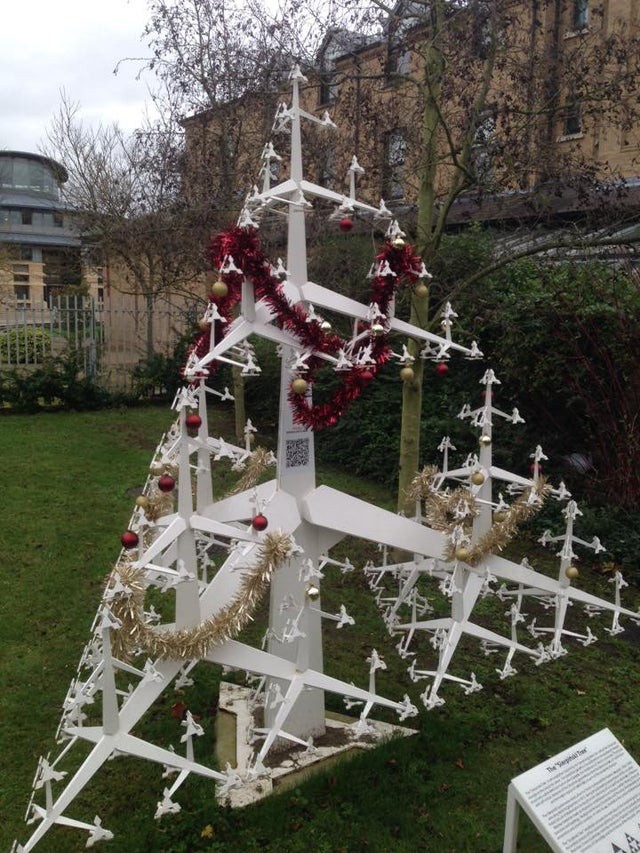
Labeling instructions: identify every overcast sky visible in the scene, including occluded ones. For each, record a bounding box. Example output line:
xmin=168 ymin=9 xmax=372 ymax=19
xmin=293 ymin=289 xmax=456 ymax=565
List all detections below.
xmin=1 ymin=0 xmax=156 ymax=154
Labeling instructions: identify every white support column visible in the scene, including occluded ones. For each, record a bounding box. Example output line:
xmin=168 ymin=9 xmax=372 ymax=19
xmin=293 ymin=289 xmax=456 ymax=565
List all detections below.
xmin=266 ymin=68 xmax=325 ymax=738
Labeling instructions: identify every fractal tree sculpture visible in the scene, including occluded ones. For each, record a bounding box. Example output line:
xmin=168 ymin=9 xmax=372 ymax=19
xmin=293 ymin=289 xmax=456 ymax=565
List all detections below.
xmin=15 ymin=67 xmax=638 ymax=851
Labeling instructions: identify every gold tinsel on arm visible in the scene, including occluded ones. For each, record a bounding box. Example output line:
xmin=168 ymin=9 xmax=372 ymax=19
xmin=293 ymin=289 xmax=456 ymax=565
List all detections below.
xmin=443 ymin=479 xmax=553 ymax=565
xmin=407 ymin=465 xmax=478 ymax=532
xmin=227 ymin=447 xmax=275 ymax=496
xmin=107 ymin=531 xmax=293 ymax=662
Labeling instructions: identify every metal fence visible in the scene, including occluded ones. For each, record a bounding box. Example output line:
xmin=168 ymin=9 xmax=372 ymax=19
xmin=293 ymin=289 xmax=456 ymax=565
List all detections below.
xmin=0 ymin=296 xmax=195 ymax=390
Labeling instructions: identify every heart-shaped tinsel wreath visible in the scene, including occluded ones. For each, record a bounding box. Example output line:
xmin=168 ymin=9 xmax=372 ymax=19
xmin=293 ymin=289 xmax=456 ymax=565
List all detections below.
xmin=185 ymin=226 xmax=429 ymax=430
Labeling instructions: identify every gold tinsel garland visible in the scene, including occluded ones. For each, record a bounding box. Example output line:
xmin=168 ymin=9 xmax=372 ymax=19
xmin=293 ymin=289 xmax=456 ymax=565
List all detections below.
xmin=107 ymin=531 xmax=293 ymax=661
xmin=443 ymin=480 xmax=552 ymax=565
xmin=407 ymin=466 xmax=551 ymax=565
xmin=407 ymin=465 xmax=479 ymax=532
xmin=227 ymin=446 xmax=275 ymax=496
xmin=141 ymin=491 xmax=175 ymax=523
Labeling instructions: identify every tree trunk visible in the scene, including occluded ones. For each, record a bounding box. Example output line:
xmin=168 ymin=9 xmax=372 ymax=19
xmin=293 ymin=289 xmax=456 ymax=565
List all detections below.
xmin=397 ymin=295 xmax=428 ymax=513
xmin=145 ymin=292 xmax=155 ymax=359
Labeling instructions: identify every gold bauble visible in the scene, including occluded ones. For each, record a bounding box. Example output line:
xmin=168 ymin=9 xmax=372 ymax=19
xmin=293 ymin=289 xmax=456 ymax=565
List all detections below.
xmin=493 ymin=511 xmax=507 ymax=523
xmin=371 ymin=322 xmax=385 ymax=336
xmin=306 ymin=584 xmax=320 ymax=600
xmin=471 ymin=471 xmax=486 ymax=486
xmin=320 ymin=320 xmax=332 ymax=331
xmin=455 ymin=547 xmax=470 ymax=562
xmin=198 ymin=319 xmax=209 ymax=331
xmin=136 ymin=495 xmax=150 ymax=509
xmin=150 ymin=462 xmax=165 ymax=476
xmin=246 ymin=432 xmax=255 ymax=443
xmin=211 ymin=279 xmax=229 ymax=298
xmin=414 ymin=282 xmax=429 ymax=299
xmin=291 ymin=377 xmax=308 ymax=395
xmin=565 ymin=566 xmax=579 ymax=580
xmin=479 ymin=435 xmax=492 ymax=446
xmin=392 ymin=237 xmax=406 ymax=248
xmin=400 ymin=366 xmax=414 ymax=382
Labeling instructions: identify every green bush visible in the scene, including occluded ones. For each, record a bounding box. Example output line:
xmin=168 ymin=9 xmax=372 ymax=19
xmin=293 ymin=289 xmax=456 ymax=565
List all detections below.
xmin=0 ymin=355 xmax=125 ymax=412
xmin=0 ymin=327 xmax=52 ymax=365
xmin=132 ymin=331 xmax=199 ymax=400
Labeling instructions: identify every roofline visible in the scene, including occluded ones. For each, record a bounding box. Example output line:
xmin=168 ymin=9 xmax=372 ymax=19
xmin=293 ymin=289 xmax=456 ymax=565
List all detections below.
xmin=0 ymin=150 xmax=69 ymax=184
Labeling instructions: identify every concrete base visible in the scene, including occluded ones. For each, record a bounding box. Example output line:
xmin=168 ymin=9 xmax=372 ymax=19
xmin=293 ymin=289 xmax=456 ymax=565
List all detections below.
xmin=215 ymin=682 xmax=417 ymax=807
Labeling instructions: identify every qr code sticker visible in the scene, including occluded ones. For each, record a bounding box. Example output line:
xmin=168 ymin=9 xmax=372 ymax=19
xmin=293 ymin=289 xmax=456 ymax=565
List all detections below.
xmin=286 ymin=438 xmax=310 ymax=468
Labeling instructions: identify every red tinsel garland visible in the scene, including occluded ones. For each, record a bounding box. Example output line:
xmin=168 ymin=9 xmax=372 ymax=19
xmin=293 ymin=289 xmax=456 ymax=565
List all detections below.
xmin=185 ymin=226 xmax=426 ymax=430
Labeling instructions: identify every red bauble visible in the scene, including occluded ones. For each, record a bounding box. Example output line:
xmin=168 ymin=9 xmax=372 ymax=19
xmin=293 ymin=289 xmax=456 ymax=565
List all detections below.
xmin=360 ymin=369 xmax=374 ymax=382
xmin=339 ymin=217 xmax=354 ymax=232
xmin=252 ymin=514 xmax=269 ymax=532
xmin=121 ymin=530 xmax=139 ymax=550
xmin=529 ymin=462 xmax=542 ymax=474
xmin=185 ymin=413 xmax=202 ymax=435
xmin=435 ymin=362 xmax=449 ymax=375
xmin=158 ymin=474 xmax=176 ymax=493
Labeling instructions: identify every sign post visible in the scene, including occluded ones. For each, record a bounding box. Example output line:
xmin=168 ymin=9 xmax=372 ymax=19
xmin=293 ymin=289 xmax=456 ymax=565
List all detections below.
xmin=504 ymin=729 xmax=640 ymax=852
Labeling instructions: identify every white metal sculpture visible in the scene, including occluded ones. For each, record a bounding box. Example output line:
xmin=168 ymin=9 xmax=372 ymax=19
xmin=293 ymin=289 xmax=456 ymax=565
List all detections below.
xmin=15 ymin=67 xmax=638 ymax=851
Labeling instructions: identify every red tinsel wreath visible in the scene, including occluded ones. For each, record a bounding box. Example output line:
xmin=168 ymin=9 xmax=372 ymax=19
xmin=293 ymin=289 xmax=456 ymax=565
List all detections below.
xmin=185 ymin=226 xmax=426 ymax=430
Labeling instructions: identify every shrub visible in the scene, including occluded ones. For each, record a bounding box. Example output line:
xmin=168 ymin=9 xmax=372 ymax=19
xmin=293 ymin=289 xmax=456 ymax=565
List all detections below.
xmin=0 ymin=327 xmax=53 ymax=365
xmin=0 ymin=355 xmax=123 ymax=412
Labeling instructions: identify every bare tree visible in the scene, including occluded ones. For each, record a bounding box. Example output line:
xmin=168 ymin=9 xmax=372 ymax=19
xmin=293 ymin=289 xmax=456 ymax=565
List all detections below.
xmin=42 ymin=95 xmax=213 ymax=356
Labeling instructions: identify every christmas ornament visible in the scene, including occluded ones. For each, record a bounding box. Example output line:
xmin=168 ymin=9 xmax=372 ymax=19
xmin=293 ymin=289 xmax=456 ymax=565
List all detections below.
xmin=400 ymin=366 xmax=414 ymax=382
xmin=198 ymin=319 xmax=209 ymax=331
xmin=371 ymin=323 xmax=385 ymax=336
xmin=320 ymin=320 xmax=332 ymax=331
xmin=435 ymin=362 xmax=449 ymax=376
xmin=185 ymin=413 xmax=202 ymax=435
xmin=150 ymin=462 xmax=165 ymax=476
xmin=471 ymin=471 xmax=486 ymax=486
xmin=360 ymin=369 xmax=374 ymax=382
xmin=455 ymin=547 xmax=470 ymax=562
xmin=120 ymin=530 xmax=139 ymax=550
xmin=414 ymin=282 xmax=429 ymax=299
xmin=479 ymin=435 xmax=492 ymax=446
xmin=211 ymin=279 xmax=229 ymax=298
xmin=135 ymin=495 xmax=150 ymax=510
xmin=493 ymin=511 xmax=507 ymax=523
xmin=339 ymin=217 xmax=353 ymax=232
xmin=157 ymin=474 xmax=176 ymax=493
xmin=252 ymin=514 xmax=269 ymax=532
xmin=565 ymin=566 xmax=579 ymax=579
xmin=291 ymin=377 xmax=309 ymax=395
xmin=305 ymin=584 xmax=320 ymax=600
xmin=392 ymin=237 xmax=406 ymax=248
xmin=199 ymin=225 xmax=436 ymax=431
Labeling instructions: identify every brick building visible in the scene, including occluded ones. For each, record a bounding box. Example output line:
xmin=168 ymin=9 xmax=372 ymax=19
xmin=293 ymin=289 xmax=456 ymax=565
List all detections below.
xmin=184 ymin=0 xmax=640 ymax=233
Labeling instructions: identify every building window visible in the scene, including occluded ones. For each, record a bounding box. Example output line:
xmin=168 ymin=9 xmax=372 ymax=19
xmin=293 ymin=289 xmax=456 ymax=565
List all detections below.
xmin=53 ymin=211 xmax=64 ymax=227
xmin=564 ymin=100 xmax=582 ymax=136
xmin=14 ymin=284 xmax=31 ymax=304
xmin=319 ymin=145 xmax=335 ymax=189
xmin=383 ymin=128 xmax=407 ymax=200
xmin=19 ymin=246 xmax=33 ymax=261
xmin=319 ymin=69 xmax=338 ymax=105
xmin=573 ymin=0 xmax=588 ymax=30
xmin=387 ymin=44 xmax=410 ymax=77
xmin=13 ymin=263 xmax=30 ymax=283
xmin=471 ymin=115 xmax=496 ymax=183
xmin=21 ymin=209 xmax=32 ymax=225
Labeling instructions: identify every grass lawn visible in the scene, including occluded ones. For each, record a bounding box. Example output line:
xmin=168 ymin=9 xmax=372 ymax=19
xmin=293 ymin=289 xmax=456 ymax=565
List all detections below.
xmin=2 ymin=405 xmax=640 ymax=852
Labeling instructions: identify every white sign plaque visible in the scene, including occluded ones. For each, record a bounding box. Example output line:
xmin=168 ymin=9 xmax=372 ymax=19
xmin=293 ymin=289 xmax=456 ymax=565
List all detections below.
xmin=504 ymin=729 xmax=640 ymax=852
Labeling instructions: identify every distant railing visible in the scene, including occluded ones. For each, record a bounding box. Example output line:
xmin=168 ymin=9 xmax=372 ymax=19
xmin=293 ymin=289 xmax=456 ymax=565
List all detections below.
xmin=0 ymin=296 xmax=196 ymax=390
